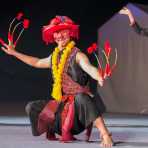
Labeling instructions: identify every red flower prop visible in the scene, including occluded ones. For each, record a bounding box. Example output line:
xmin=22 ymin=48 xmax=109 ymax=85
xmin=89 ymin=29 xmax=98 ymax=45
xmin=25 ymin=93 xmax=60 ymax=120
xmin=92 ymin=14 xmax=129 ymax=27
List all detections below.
xmin=92 ymin=43 xmax=97 ymax=51
xmin=104 ymin=63 xmax=111 ymax=77
xmin=87 ymin=40 xmax=117 ymax=81
xmin=16 ymin=12 xmax=24 ymax=20
xmin=0 ymin=12 xmax=30 ymax=50
xmin=87 ymin=42 xmax=97 ymax=54
xmin=87 ymin=42 xmax=103 ymax=77
xmin=104 ymin=40 xmax=112 ymax=57
xmin=23 ymin=19 xmax=30 ymax=29
xmin=98 ymin=68 xmax=104 ymax=78
xmin=8 ymin=32 xmax=13 ymax=42
xmin=0 ymin=38 xmax=5 ymax=46
xmin=87 ymin=47 xmax=94 ymax=54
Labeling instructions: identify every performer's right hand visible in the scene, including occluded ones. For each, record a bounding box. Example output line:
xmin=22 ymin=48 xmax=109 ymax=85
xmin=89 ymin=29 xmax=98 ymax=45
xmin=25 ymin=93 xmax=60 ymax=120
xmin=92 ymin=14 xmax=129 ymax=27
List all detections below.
xmin=1 ymin=40 xmax=16 ymax=55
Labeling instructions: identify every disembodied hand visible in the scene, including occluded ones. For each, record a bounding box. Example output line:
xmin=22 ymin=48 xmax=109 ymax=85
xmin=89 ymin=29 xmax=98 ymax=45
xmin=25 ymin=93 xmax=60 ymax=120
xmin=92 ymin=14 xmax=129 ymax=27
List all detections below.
xmin=119 ymin=7 xmax=131 ymax=16
xmin=119 ymin=7 xmax=135 ymax=26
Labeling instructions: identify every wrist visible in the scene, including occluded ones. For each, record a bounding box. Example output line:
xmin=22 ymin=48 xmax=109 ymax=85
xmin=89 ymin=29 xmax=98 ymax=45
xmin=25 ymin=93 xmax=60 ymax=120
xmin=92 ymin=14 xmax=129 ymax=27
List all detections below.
xmin=128 ymin=14 xmax=135 ymax=26
xmin=11 ymin=49 xmax=18 ymax=56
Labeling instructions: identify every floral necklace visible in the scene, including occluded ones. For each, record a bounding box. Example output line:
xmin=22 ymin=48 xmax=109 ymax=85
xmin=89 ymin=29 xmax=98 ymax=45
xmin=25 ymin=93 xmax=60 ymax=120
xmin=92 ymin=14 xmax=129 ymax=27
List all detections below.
xmin=51 ymin=40 xmax=75 ymax=101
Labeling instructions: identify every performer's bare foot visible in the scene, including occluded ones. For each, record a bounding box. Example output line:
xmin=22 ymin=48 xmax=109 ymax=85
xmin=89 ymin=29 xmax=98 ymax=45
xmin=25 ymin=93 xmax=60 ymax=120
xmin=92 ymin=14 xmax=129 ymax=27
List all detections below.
xmin=94 ymin=117 xmax=114 ymax=147
xmin=100 ymin=133 xmax=114 ymax=148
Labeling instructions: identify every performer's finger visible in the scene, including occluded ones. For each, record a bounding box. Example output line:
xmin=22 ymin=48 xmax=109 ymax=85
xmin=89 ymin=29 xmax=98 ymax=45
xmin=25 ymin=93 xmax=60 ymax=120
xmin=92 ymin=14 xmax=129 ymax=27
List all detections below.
xmin=1 ymin=47 xmax=8 ymax=52
xmin=3 ymin=43 xmax=9 ymax=49
xmin=123 ymin=7 xmax=127 ymax=10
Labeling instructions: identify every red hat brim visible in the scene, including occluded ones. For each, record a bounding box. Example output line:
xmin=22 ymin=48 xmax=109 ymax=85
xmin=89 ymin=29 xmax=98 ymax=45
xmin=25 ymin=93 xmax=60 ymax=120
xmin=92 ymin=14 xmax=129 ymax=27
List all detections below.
xmin=42 ymin=24 xmax=79 ymax=44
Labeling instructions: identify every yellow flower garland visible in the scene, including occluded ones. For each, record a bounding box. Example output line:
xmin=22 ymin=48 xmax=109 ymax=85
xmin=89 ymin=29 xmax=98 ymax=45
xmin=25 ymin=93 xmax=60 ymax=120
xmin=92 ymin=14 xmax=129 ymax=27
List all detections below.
xmin=51 ymin=40 xmax=75 ymax=102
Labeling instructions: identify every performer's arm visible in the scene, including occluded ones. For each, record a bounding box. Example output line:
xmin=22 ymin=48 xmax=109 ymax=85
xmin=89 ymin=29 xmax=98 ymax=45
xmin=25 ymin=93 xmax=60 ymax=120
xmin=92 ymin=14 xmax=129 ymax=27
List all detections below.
xmin=76 ymin=51 xmax=103 ymax=86
xmin=132 ymin=22 xmax=148 ymax=36
xmin=119 ymin=7 xmax=148 ymax=36
xmin=1 ymin=43 xmax=51 ymax=68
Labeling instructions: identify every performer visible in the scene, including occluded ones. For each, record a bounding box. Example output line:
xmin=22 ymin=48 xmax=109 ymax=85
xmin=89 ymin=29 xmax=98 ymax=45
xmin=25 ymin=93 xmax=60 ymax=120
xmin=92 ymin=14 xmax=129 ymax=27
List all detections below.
xmin=1 ymin=16 xmax=114 ymax=147
xmin=119 ymin=7 xmax=148 ymax=36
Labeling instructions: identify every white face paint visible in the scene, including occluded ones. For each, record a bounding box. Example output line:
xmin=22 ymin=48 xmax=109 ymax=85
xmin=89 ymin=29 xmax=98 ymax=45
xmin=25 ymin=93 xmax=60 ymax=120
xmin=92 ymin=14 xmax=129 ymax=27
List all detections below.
xmin=53 ymin=29 xmax=70 ymax=49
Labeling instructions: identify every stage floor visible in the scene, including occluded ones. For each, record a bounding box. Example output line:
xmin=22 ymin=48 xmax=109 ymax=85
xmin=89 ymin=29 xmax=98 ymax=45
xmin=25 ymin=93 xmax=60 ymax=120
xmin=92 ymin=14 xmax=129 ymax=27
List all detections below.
xmin=0 ymin=125 xmax=148 ymax=148
xmin=1 ymin=101 xmax=148 ymax=147
xmin=0 ymin=114 xmax=148 ymax=127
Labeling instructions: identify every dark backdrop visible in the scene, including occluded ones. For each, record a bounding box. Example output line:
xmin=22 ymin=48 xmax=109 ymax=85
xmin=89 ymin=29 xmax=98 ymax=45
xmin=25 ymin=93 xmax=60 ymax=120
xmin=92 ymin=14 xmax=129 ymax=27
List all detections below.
xmin=0 ymin=0 xmax=148 ymax=114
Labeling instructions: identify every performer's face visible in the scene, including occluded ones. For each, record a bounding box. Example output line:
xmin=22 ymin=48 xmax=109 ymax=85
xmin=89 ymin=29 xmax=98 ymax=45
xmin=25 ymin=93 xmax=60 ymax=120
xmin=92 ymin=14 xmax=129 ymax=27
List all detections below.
xmin=53 ymin=29 xmax=70 ymax=48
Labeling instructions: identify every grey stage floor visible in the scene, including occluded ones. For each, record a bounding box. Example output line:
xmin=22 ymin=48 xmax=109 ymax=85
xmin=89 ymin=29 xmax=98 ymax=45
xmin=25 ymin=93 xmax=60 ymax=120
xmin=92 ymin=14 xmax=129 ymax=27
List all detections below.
xmin=0 ymin=101 xmax=148 ymax=148
xmin=0 ymin=115 xmax=148 ymax=148
xmin=0 ymin=125 xmax=148 ymax=148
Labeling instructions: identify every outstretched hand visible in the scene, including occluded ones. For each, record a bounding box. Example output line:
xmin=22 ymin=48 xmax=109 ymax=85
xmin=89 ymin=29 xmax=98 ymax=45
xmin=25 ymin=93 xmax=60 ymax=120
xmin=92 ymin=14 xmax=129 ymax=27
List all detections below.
xmin=119 ymin=7 xmax=131 ymax=15
xmin=119 ymin=7 xmax=135 ymax=26
xmin=1 ymin=40 xmax=16 ymax=55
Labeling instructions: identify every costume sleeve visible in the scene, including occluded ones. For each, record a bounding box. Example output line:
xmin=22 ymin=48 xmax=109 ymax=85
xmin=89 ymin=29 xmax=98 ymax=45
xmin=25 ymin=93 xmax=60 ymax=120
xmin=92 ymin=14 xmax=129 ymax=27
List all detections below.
xmin=132 ymin=21 xmax=148 ymax=36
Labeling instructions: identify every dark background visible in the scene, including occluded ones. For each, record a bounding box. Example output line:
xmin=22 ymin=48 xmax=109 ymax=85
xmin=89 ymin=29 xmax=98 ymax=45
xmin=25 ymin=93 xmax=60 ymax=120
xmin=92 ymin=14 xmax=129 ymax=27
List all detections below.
xmin=0 ymin=0 xmax=148 ymax=106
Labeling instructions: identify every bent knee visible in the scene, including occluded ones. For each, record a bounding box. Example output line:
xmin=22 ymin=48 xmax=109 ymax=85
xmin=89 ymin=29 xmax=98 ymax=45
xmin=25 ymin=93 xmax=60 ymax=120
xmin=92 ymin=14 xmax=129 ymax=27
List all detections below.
xmin=25 ymin=102 xmax=34 ymax=115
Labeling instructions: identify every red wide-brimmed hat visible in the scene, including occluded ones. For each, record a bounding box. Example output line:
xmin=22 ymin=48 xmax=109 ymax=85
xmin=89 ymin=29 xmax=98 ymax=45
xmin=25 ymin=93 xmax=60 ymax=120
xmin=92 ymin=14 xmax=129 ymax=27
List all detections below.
xmin=42 ymin=16 xmax=79 ymax=44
